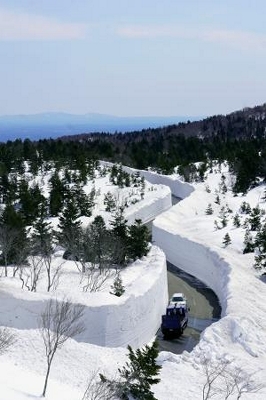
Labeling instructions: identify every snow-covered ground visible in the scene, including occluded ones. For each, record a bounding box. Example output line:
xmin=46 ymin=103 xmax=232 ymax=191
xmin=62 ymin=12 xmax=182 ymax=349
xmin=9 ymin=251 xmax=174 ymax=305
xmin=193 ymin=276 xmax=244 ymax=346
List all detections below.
xmin=1 ymin=162 xmax=266 ymax=399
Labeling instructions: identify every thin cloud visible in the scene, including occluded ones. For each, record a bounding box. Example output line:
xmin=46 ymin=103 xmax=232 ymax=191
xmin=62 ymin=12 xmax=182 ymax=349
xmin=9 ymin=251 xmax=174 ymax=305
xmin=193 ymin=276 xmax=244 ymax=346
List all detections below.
xmin=0 ymin=8 xmax=87 ymax=41
xmin=117 ymin=24 xmax=266 ymax=51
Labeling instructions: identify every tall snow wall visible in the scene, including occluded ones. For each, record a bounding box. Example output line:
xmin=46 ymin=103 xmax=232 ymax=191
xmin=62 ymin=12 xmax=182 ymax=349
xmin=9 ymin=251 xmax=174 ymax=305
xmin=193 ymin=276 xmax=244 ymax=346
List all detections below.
xmin=79 ymin=246 xmax=168 ymax=348
xmin=100 ymin=161 xmax=194 ymax=199
xmin=152 ymin=224 xmax=229 ymax=314
xmin=122 ymin=166 xmax=194 ymax=199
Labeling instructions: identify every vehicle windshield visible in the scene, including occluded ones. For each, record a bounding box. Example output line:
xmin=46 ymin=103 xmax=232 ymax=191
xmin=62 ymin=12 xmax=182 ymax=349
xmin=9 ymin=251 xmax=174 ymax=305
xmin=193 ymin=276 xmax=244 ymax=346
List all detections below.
xmin=172 ymin=296 xmax=184 ymax=302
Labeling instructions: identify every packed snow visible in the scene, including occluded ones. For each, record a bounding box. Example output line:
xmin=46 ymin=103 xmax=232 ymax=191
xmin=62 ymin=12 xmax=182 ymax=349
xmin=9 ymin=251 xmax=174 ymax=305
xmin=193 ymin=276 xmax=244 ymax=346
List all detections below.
xmin=1 ymin=161 xmax=266 ymax=399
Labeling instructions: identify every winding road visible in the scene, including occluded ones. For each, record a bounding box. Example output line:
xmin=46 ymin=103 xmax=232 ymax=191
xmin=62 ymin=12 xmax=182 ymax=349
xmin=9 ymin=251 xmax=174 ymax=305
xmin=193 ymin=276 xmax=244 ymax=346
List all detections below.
xmin=150 ymin=195 xmax=221 ymax=354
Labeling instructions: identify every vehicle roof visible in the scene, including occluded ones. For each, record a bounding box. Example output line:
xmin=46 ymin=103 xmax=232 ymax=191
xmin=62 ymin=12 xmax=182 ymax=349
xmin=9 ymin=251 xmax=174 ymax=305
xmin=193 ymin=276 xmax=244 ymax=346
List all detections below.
xmin=171 ymin=292 xmax=184 ymax=297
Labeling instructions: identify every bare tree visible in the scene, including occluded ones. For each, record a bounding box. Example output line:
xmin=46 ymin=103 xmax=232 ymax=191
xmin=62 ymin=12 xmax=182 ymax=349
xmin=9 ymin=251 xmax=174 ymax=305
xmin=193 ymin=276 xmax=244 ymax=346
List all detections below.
xmin=38 ymin=298 xmax=85 ymax=397
xmin=201 ymin=356 xmax=265 ymax=399
xmin=42 ymin=254 xmax=64 ymax=292
xmin=0 ymin=225 xmax=20 ymax=277
xmin=82 ymin=369 xmax=118 ymax=400
xmin=0 ymin=327 xmax=15 ymax=355
xmin=82 ymin=267 xmax=115 ymax=293
xmin=22 ymin=255 xmax=43 ymax=292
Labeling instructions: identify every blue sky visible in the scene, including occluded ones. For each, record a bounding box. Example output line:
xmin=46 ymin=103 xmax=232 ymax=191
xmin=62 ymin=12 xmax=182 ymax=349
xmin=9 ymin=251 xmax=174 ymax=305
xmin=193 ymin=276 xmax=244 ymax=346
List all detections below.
xmin=1 ymin=0 xmax=266 ymax=117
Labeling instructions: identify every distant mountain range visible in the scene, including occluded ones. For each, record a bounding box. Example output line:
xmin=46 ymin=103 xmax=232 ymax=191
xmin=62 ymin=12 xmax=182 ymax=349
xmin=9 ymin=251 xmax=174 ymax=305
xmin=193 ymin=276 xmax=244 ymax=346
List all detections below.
xmin=0 ymin=112 xmax=202 ymax=142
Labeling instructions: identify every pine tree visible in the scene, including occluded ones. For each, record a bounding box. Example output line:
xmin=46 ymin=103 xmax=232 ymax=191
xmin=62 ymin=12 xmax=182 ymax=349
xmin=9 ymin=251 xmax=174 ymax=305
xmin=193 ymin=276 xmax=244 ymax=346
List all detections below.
xmin=57 ymin=196 xmax=82 ymax=250
xmin=110 ymin=274 xmax=125 ymax=297
xmin=110 ymin=206 xmax=128 ymax=265
xmin=214 ymin=195 xmax=220 ymax=205
xmin=127 ymin=219 xmax=150 ymax=261
xmin=104 ymin=191 xmax=116 ymax=212
xmin=248 ymin=206 xmax=261 ymax=231
xmin=254 ymin=223 xmax=266 ymax=269
xmin=223 ymin=233 xmax=231 ymax=247
xmin=49 ymin=171 xmax=66 ymax=216
xmin=140 ymin=176 xmax=145 ymax=199
xmin=100 ymin=340 xmax=161 ymax=400
xmin=205 ymin=203 xmax=213 ymax=215
xmin=233 ymin=213 xmax=241 ymax=228
xmin=31 ymin=205 xmax=53 ymax=257
xmin=240 ymin=201 xmax=251 ymax=215
xmin=88 ymin=215 xmax=110 ymax=271
xmin=243 ymin=229 xmax=254 ymax=254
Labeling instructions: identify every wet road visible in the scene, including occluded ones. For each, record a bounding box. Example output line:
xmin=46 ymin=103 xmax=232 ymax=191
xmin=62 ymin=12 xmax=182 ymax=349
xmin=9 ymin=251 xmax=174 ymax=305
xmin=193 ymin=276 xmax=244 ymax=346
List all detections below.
xmin=157 ymin=263 xmax=221 ymax=354
xmin=145 ymin=194 xmax=221 ymax=354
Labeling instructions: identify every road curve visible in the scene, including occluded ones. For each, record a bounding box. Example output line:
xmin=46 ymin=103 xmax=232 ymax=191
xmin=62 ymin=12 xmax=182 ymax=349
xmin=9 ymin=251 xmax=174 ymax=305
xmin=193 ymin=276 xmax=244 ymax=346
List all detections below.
xmin=157 ymin=262 xmax=221 ymax=354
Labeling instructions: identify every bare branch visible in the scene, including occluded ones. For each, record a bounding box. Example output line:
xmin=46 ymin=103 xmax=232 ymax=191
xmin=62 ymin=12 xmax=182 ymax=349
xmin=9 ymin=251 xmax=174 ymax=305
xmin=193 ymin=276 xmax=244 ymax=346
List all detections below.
xmin=0 ymin=327 xmax=15 ymax=355
xmin=38 ymin=298 xmax=85 ymax=396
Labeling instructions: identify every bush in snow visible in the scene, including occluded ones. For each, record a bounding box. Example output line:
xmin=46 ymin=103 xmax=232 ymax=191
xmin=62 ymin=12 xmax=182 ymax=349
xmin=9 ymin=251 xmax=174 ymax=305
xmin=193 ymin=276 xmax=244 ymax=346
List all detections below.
xmin=110 ymin=274 xmax=125 ymax=297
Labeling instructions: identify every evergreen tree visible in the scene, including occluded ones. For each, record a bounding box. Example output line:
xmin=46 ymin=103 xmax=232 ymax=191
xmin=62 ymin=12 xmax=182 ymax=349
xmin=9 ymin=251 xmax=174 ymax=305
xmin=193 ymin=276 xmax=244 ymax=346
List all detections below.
xmin=254 ymin=223 xmax=266 ymax=269
xmin=100 ymin=340 xmax=161 ymax=400
xmin=110 ymin=274 xmax=125 ymax=297
xmin=223 ymin=233 xmax=231 ymax=247
xmin=31 ymin=206 xmax=53 ymax=257
xmin=0 ymin=204 xmax=28 ymax=268
xmin=205 ymin=203 xmax=213 ymax=215
xmin=58 ymin=197 xmax=81 ymax=234
xmin=140 ymin=176 xmax=146 ymax=199
xmin=117 ymin=341 xmax=161 ymax=400
xmin=214 ymin=194 xmax=220 ymax=205
xmin=243 ymin=229 xmax=255 ymax=254
xmin=110 ymin=206 xmax=128 ymax=264
xmin=233 ymin=213 xmax=241 ymax=228
xmin=87 ymin=215 xmax=110 ymax=271
xmin=127 ymin=219 xmax=150 ymax=261
xmin=49 ymin=171 xmax=66 ymax=216
xmin=248 ymin=206 xmax=261 ymax=231
xmin=219 ymin=207 xmax=228 ymax=228
xmin=239 ymin=201 xmax=251 ymax=214
xmin=104 ymin=191 xmax=116 ymax=212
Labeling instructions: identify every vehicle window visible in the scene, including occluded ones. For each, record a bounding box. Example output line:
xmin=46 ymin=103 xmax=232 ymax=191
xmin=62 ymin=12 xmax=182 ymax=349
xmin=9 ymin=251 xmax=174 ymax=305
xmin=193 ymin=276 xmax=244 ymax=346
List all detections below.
xmin=173 ymin=297 xmax=183 ymax=301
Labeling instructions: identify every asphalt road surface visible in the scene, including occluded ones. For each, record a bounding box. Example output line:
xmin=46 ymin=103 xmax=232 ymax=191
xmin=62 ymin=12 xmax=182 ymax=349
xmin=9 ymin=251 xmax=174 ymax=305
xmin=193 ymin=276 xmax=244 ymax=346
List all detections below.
xmin=157 ymin=262 xmax=221 ymax=354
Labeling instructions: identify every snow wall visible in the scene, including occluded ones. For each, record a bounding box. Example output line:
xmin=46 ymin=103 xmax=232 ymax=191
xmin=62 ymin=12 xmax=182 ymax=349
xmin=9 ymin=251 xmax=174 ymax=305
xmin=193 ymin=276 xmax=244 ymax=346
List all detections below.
xmin=79 ymin=246 xmax=168 ymax=348
xmin=123 ymin=167 xmax=194 ymax=199
xmin=100 ymin=161 xmax=194 ymax=199
xmin=149 ymin=167 xmax=228 ymax=312
xmin=99 ymin=161 xmax=172 ymax=224
xmin=125 ymin=189 xmax=172 ymax=225
xmin=152 ymin=224 xmax=228 ymax=314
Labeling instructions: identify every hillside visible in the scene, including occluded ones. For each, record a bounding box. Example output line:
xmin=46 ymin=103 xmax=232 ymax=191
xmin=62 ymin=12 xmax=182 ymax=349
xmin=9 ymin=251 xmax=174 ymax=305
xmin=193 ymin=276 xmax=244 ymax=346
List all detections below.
xmin=54 ymin=103 xmax=266 ymax=183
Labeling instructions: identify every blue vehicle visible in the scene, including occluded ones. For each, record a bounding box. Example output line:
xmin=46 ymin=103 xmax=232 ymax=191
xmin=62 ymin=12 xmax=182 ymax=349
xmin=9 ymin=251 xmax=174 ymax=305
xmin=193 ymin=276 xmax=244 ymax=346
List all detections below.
xmin=161 ymin=304 xmax=188 ymax=339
